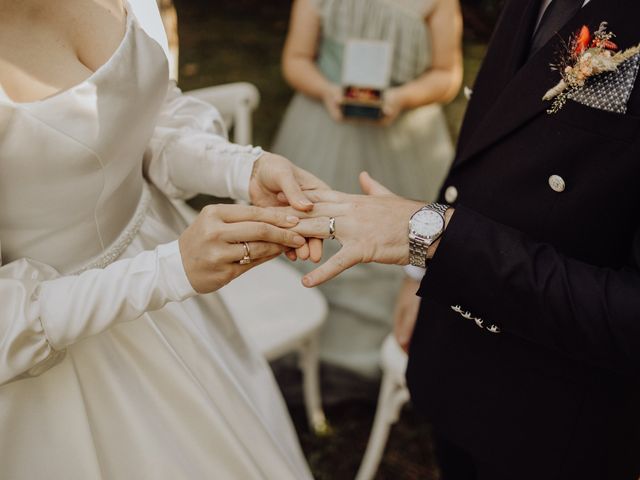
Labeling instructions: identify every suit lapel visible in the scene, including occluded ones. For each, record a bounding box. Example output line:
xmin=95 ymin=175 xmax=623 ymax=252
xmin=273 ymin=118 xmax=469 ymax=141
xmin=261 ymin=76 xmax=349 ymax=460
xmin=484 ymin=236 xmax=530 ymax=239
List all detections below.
xmin=455 ymin=0 xmax=607 ymax=167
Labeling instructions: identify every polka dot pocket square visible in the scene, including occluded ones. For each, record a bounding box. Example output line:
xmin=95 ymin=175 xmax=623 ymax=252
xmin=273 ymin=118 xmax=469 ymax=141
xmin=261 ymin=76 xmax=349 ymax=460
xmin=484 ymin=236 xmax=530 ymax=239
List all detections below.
xmin=568 ymin=53 xmax=640 ymax=114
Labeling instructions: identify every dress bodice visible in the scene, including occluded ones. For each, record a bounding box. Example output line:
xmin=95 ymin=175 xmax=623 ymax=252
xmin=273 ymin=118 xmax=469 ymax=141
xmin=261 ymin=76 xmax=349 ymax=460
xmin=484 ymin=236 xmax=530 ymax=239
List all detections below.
xmin=313 ymin=0 xmax=435 ymax=85
xmin=0 ymin=7 xmax=169 ymax=273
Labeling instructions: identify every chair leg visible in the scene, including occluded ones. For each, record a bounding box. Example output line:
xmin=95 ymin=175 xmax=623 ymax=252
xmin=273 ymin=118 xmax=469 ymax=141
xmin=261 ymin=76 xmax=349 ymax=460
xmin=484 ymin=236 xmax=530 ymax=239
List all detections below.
xmin=355 ymin=372 xmax=411 ymax=480
xmin=298 ymin=335 xmax=329 ymax=435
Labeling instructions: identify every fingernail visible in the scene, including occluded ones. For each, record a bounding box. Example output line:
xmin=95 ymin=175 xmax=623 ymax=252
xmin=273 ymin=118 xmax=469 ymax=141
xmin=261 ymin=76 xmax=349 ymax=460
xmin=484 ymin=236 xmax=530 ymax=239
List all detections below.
xmin=303 ymin=276 xmax=313 ymax=287
xmin=287 ymin=215 xmax=300 ymax=224
xmin=294 ymin=236 xmax=306 ymax=246
xmin=301 ymin=200 xmax=313 ymax=207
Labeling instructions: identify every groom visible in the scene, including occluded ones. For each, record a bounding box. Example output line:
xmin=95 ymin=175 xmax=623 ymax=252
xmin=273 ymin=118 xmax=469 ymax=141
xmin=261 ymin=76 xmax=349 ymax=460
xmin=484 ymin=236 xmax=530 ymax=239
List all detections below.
xmin=291 ymin=0 xmax=640 ymax=478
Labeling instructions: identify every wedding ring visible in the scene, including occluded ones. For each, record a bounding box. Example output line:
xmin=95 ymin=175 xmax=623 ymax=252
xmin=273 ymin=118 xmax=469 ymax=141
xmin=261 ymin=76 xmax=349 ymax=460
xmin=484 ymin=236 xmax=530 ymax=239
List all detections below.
xmin=239 ymin=242 xmax=252 ymax=265
xmin=328 ymin=217 xmax=336 ymax=240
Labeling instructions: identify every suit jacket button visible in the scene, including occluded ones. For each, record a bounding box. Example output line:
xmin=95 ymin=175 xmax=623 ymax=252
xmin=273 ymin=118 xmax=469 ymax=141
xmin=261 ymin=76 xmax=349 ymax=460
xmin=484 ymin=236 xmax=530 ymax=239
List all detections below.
xmin=445 ymin=186 xmax=458 ymax=203
xmin=548 ymin=175 xmax=566 ymax=193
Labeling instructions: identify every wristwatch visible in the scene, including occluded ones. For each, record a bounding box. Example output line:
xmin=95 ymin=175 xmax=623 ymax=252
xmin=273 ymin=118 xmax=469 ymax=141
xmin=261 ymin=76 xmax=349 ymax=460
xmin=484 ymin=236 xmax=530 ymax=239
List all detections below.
xmin=408 ymin=203 xmax=449 ymax=268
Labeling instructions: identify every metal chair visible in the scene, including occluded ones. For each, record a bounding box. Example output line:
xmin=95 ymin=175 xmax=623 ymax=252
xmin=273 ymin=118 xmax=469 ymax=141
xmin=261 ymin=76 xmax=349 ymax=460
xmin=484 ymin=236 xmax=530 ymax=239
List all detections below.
xmin=355 ymin=334 xmax=411 ymax=480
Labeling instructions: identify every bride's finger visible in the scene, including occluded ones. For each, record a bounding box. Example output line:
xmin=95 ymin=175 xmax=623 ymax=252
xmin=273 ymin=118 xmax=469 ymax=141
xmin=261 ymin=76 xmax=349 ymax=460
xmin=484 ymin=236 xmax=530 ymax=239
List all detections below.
xmin=302 ymin=249 xmax=359 ymax=287
xmin=235 ymin=253 xmax=281 ymax=275
xmin=274 ymin=203 xmax=349 ymax=221
xmin=302 ymin=189 xmax=348 ymax=204
xmin=220 ymin=222 xmax=307 ymax=248
xmin=294 ymin=167 xmax=331 ymax=190
xmin=277 ymin=189 xmax=345 ymax=205
xmin=223 ymin=242 xmax=284 ymax=263
xmin=285 ymin=248 xmax=298 ymax=262
xmin=211 ymin=204 xmax=300 ymax=228
xmin=291 ymin=217 xmax=333 ymax=239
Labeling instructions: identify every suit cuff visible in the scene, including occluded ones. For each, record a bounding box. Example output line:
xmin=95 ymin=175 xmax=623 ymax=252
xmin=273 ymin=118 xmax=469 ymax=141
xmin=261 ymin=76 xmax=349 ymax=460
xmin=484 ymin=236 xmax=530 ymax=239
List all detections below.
xmin=418 ymin=205 xmax=476 ymax=300
xmin=418 ymin=206 xmax=515 ymax=335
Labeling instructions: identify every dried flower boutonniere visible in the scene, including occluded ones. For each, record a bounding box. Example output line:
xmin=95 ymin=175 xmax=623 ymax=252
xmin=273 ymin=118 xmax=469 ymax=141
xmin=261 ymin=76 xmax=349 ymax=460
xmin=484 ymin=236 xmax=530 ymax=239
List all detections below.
xmin=543 ymin=22 xmax=640 ymax=113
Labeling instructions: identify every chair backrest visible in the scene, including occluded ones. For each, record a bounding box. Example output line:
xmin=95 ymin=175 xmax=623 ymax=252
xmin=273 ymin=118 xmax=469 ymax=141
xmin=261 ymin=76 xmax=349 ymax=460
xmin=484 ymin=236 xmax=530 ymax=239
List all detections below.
xmin=185 ymin=83 xmax=261 ymax=146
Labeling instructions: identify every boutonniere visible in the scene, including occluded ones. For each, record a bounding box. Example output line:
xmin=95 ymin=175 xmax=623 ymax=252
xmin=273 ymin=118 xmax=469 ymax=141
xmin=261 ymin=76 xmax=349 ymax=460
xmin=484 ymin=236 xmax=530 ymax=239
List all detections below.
xmin=543 ymin=22 xmax=640 ymax=113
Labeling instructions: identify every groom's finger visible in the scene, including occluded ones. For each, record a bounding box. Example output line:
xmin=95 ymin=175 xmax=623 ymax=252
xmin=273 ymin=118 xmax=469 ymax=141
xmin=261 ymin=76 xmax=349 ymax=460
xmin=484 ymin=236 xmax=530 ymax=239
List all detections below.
xmin=308 ymin=238 xmax=324 ymax=263
xmin=359 ymin=171 xmax=395 ymax=196
xmin=296 ymin=242 xmax=311 ymax=261
xmin=302 ymin=249 xmax=358 ymax=287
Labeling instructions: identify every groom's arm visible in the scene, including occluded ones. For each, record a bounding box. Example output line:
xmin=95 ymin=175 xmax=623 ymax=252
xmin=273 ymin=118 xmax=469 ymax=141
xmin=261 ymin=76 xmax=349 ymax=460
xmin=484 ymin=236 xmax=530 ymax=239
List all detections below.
xmin=423 ymin=205 xmax=640 ymax=376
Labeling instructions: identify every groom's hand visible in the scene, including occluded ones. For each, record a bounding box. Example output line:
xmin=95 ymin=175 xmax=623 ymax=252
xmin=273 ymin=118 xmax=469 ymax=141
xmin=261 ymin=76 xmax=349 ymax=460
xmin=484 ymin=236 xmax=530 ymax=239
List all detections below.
xmin=289 ymin=173 xmax=424 ymax=287
xmin=249 ymin=152 xmax=329 ymax=262
xmin=290 ymin=172 xmax=454 ymax=287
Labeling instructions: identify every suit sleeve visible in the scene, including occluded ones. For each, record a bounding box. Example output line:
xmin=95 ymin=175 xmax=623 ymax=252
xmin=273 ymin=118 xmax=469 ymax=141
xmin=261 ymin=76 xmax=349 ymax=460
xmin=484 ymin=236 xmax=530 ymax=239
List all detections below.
xmin=420 ymin=205 xmax=640 ymax=374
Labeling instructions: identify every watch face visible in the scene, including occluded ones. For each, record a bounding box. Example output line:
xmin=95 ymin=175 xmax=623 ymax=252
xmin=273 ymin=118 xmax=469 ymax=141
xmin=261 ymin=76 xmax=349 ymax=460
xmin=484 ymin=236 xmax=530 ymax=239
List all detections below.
xmin=411 ymin=209 xmax=444 ymax=239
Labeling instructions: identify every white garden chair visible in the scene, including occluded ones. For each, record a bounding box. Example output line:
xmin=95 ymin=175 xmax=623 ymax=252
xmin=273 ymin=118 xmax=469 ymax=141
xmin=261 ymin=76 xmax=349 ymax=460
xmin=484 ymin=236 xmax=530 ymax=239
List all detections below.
xmin=355 ymin=334 xmax=411 ymax=480
xmin=185 ymin=83 xmax=259 ymax=146
xmin=180 ymin=83 xmax=329 ymax=434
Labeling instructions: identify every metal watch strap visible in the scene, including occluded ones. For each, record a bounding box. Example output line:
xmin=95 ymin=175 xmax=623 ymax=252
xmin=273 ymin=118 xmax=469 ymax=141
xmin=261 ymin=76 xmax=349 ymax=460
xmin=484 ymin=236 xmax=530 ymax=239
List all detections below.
xmin=409 ymin=237 xmax=429 ymax=268
xmin=409 ymin=203 xmax=449 ymax=268
xmin=428 ymin=203 xmax=449 ymax=216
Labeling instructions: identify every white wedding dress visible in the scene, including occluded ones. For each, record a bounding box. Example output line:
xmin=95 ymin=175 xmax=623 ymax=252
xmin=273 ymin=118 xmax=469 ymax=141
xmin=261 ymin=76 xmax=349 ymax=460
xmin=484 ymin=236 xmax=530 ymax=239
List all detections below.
xmin=0 ymin=2 xmax=312 ymax=479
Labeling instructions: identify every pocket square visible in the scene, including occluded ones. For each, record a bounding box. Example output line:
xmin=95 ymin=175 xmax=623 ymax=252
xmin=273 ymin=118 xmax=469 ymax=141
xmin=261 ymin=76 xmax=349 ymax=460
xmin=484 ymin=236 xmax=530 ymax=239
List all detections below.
xmin=568 ymin=53 xmax=640 ymax=114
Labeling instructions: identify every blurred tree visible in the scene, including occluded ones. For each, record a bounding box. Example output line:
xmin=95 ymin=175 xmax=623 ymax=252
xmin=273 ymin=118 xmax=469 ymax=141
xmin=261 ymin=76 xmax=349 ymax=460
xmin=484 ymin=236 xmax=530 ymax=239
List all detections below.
xmin=460 ymin=0 xmax=506 ymax=40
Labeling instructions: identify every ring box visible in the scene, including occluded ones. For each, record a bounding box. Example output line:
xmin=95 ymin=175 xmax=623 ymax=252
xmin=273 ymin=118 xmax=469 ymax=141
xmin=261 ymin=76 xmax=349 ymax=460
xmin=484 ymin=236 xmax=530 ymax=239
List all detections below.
xmin=341 ymin=40 xmax=393 ymax=120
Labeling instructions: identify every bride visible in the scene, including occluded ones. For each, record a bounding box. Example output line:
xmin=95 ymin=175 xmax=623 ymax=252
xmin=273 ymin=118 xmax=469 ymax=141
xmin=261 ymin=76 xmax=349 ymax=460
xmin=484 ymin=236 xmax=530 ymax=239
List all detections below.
xmin=0 ymin=0 xmax=323 ymax=478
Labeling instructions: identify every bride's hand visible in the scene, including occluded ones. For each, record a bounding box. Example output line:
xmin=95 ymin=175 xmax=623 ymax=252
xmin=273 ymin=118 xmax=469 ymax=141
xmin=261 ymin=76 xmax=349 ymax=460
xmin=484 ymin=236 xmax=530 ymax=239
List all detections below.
xmin=250 ymin=152 xmax=329 ymax=263
xmin=178 ymin=204 xmax=306 ymax=293
xmin=249 ymin=152 xmax=329 ymax=211
xmin=290 ymin=173 xmax=424 ymax=287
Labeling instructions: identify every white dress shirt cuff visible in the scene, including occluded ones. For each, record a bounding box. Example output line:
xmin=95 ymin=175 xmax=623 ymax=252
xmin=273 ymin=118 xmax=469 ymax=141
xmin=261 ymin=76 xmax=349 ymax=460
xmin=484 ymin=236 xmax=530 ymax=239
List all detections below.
xmin=404 ymin=265 xmax=426 ymax=282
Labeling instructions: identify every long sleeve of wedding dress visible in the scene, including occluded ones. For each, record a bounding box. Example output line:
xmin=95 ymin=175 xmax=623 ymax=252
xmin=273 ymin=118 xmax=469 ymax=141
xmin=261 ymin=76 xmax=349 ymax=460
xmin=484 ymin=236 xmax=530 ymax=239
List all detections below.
xmin=144 ymin=83 xmax=263 ymax=202
xmin=0 ymin=241 xmax=195 ymax=385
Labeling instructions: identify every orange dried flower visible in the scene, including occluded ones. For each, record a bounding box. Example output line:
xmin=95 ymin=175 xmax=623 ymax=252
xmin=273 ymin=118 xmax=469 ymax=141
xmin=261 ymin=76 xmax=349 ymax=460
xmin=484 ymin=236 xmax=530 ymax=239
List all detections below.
xmin=574 ymin=26 xmax=591 ymax=56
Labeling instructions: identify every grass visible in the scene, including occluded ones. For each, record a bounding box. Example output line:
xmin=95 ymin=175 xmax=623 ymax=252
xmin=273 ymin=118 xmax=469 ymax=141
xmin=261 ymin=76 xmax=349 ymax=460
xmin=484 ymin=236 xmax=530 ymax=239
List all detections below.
xmin=171 ymin=1 xmax=487 ymax=478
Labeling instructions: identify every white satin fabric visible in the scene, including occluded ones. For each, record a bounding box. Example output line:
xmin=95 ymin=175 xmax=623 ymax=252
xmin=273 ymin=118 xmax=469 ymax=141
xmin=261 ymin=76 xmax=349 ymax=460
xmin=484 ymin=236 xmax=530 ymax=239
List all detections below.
xmin=0 ymin=2 xmax=311 ymax=479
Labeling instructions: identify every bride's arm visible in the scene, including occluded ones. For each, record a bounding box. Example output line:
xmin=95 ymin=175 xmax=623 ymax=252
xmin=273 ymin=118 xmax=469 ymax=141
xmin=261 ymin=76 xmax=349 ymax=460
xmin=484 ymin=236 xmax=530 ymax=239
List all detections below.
xmin=143 ymin=82 xmax=262 ymax=202
xmin=0 ymin=205 xmax=304 ymax=386
xmin=143 ymin=82 xmax=328 ymax=217
xmin=0 ymin=241 xmax=195 ymax=386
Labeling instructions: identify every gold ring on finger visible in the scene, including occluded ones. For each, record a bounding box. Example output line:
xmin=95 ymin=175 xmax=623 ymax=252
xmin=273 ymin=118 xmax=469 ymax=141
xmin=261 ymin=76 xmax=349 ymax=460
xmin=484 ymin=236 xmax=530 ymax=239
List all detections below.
xmin=239 ymin=242 xmax=252 ymax=265
xmin=328 ymin=217 xmax=336 ymax=240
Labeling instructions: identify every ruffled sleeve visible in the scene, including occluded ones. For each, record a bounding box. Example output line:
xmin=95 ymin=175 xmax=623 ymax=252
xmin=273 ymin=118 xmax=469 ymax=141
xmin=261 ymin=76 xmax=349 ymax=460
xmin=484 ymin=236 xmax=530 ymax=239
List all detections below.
xmin=0 ymin=241 xmax=196 ymax=386
xmin=143 ymin=82 xmax=264 ymax=202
